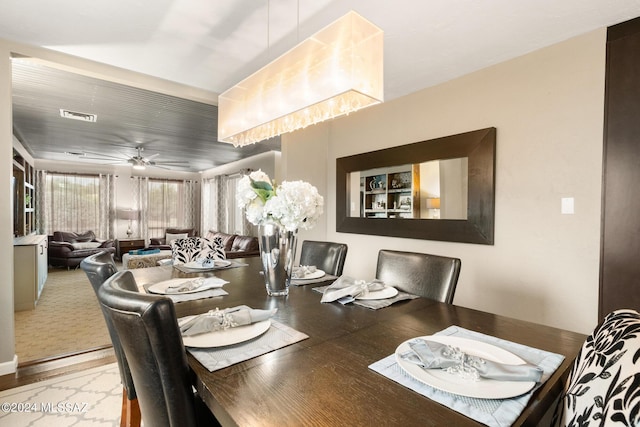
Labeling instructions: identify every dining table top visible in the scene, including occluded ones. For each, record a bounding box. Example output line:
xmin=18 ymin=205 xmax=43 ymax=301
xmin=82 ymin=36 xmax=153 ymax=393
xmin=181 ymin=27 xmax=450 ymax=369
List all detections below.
xmin=129 ymin=257 xmax=587 ymax=427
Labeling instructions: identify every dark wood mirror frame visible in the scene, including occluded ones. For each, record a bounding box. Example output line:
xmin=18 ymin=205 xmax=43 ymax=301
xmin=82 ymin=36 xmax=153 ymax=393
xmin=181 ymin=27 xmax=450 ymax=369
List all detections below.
xmin=336 ymin=127 xmax=496 ymax=244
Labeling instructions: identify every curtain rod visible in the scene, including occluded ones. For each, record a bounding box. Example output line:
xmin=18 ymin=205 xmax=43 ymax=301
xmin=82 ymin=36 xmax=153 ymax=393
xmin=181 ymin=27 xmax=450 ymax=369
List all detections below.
xmin=132 ymin=177 xmax=198 ymax=183
xmin=40 ymin=170 xmax=118 ymax=178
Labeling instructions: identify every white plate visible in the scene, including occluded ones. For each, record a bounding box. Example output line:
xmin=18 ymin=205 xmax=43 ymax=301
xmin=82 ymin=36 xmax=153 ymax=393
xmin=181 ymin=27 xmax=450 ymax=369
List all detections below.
xmin=293 ymin=269 xmax=325 ymax=280
xmin=395 ymin=336 xmax=536 ymax=399
xmin=356 ymin=286 xmax=398 ymax=300
xmin=182 ymin=259 xmax=232 ymax=269
xmin=180 ymin=318 xmax=271 ymax=348
xmin=147 ymin=278 xmax=227 ymax=295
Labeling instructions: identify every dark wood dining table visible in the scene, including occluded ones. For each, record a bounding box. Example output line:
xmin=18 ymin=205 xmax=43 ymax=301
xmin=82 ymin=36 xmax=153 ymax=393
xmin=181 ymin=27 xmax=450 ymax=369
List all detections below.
xmin=130 ymin=257 xmax=586 ymax=427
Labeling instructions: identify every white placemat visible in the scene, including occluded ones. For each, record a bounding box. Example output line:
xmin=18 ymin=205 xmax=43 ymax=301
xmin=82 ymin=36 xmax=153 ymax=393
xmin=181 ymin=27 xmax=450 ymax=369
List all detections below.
xmin=368 ymin=325 xmax=565 ymax=427
xmin=187 ymin=320 xmax=308 ymax=372
xmin=312 ymin=284 xmax=419 ymax=309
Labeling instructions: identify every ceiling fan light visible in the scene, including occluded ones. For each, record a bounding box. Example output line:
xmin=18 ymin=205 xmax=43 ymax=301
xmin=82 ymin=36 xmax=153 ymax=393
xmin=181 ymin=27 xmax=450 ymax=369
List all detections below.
xmin=133 ymin=164 xmax=146 ymax=170
xmin=218 ymin=11 xmax=384 ymax=146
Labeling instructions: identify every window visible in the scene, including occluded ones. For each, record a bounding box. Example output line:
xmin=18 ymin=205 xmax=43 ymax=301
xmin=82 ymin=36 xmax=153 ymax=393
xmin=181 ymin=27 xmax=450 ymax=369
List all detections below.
xmin=146 ymin=179 xmax=198 ymax=238
xmin=40 ymin=172 xmax=115 ymax=238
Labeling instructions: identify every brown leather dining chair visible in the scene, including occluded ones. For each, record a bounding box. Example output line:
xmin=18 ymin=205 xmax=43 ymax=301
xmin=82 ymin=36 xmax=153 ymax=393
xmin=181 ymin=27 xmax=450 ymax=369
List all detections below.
xmin=299 ymin=240 xmax=348 ymax=276
xmin=375 ymin=249 xmax=461 ymax=303
xmin=97 ymin=270 xmax=220 ymax=427
xmin=80 ymin=251 xmax=141 ymax=427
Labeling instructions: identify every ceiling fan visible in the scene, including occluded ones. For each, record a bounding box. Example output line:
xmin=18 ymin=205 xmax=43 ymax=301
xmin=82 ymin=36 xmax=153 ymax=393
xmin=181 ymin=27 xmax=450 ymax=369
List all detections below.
xmin=78 ymin=146 xmax=190 ymax=170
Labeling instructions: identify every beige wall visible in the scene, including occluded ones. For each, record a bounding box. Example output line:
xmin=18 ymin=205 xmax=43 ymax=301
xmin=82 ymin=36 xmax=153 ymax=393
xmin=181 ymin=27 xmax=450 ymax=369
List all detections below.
xmin=283 ymin=29 xmax=606 ymax=335
xmin=0 ymin=42 xmax=16 ymax=374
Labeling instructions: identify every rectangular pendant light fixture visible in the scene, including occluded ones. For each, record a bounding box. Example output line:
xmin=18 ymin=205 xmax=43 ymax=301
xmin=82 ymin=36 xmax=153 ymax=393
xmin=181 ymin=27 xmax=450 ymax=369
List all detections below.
xmin=218 ymin=11 xmax=384 ymax=146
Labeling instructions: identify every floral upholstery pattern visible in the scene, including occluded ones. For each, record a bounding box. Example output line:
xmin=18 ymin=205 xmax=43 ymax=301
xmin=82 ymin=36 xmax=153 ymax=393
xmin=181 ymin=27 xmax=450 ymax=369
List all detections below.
xmin=554 ymin=309 xmax=640 ymax=426
xmin=170 ymin=237 xmax=225 ymax=265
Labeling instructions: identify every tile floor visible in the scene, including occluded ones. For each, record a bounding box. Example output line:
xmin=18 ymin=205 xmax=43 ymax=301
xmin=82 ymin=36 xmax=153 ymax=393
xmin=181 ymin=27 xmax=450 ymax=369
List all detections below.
xmin=0 ymin=363 xmax=122 ymax=427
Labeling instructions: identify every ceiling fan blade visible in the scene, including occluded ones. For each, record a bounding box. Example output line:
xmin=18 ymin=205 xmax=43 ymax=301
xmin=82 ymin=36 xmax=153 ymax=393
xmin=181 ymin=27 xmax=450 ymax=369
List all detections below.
xmin=154 ymin=160 xmax=190 ymax=165
xmin=146 ymin=153 xmax=161 ymax=161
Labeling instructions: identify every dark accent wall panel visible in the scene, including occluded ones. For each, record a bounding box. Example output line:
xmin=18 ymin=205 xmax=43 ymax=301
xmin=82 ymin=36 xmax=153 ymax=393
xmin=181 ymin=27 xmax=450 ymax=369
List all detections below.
xmin=600 ymin=16 xmax=640 ymax=319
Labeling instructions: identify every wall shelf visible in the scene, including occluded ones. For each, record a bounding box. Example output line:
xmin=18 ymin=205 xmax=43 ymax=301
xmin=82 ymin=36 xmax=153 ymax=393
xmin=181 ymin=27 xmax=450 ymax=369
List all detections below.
xmin=361 ymin=165 xmax=420 ymax=218
xmin=13 ymin=149 xmax=36 ymax=236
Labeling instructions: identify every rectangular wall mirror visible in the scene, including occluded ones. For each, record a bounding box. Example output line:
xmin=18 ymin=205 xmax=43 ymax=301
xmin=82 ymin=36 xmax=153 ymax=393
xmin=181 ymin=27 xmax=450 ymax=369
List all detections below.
xmin=336 ymin=127 xmax=496 ymax=244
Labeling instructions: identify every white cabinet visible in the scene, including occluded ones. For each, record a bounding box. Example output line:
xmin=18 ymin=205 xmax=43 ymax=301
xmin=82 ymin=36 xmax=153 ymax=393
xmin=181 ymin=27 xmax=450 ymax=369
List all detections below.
xmin=14 ymin=235 xmax=48 ymax=311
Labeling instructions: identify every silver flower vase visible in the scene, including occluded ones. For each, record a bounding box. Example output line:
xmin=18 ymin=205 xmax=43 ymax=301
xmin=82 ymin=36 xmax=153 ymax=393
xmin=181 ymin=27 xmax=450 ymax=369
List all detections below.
xmin=258 ymin=223 xmax=297 ymax=296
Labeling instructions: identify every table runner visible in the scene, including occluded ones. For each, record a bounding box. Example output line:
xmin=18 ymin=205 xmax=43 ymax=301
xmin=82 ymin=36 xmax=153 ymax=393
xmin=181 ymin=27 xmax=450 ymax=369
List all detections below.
xmin=368 ymin=325 xmax=564 ymax=427
xmin=187 ymin=320 xmax=308 ymax=372
xmin=312 ymin=284 xmax=419 ymax=309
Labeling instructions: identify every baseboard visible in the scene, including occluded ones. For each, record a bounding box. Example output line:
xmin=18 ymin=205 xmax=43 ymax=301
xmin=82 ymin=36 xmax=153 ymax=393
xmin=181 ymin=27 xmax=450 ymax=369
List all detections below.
xmin=0 ymin=355 xmax=18 ymax=375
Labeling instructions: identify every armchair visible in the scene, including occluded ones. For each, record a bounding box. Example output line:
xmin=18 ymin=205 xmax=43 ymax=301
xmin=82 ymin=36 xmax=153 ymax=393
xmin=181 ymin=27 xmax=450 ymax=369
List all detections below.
xmin=48 ymin=230 xmax=116 ymax=268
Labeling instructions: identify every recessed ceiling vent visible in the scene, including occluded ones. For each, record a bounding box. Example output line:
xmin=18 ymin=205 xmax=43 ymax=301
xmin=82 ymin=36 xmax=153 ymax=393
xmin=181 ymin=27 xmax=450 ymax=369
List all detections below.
xmin=60 ymin=109 xmax=97 ymax=122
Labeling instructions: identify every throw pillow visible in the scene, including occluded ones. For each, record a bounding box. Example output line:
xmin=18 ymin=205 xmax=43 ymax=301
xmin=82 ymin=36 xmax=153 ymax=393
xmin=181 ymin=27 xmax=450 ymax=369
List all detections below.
xmin=166 ymin=232 xmax=188 ymax=244
xmin=210 ymin=236 xmax=226 ymax=260
xmin=71 ymin=242 xmax=102 ymax=250
xmin=74 ymin=231 xmax=95 ymax=242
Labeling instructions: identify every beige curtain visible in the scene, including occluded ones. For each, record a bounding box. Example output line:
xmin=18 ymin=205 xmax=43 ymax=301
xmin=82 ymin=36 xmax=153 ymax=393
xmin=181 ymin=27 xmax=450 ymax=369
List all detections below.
xmin=37 ymin=171 xmax=116 ymax=239
xmin=132 ymin=176 xmax=149 ymax=242
xmin=136 ymin=177 xmax=199 ymax=240
xmin=201 ymin=173 xmax=255 ymax=236
xmin=201 ymin=176 xmax=218 ymax=235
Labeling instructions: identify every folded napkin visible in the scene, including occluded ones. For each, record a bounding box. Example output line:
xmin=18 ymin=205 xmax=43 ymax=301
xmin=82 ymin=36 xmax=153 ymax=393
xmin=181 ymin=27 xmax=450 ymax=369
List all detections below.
xmin=291 ymin=265 xmax=317 ymax=279
xmin=194 ymin=258 xmax=217 ymax=268
xmin=401 ymin=338 xmax=543 ymax=382
xmin=180 ymin=306 xmax=277 ymax=337
xmin=320 ymin=276 xmax=386 ymax=303
xmin=165 ymin=277 xmax=226 ymax=294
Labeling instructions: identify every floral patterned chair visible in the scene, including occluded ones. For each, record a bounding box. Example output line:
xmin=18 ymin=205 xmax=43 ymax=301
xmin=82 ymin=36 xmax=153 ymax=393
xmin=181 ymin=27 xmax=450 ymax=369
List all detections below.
xmin=554 ymin=309 xmax=640 ymax=426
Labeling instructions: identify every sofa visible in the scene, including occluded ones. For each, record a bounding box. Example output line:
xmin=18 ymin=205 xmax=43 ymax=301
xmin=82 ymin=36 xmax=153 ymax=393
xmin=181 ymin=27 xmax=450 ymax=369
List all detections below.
xmin=48 ymin=230 xmax=116 ymax=268
xmin=148 ymin=228 xmax=198 ymax=250
xmin=204 ymin=230 xmax=259 ymax=259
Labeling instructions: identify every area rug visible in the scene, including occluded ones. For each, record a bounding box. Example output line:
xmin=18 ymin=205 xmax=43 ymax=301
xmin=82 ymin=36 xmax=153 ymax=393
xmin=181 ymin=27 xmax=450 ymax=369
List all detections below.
xmin=0 ymin=363 xmax=122 ymax=426
xmin=14 ymin=267 xmax=112 ymax=363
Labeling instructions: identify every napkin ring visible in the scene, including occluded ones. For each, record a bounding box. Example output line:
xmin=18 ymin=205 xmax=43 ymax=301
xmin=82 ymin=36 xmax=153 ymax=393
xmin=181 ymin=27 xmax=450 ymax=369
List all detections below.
xmin=206 ymin=308 xmax=239 ymax=330
xmin=442 ymin=345 xmax=483 ymax=381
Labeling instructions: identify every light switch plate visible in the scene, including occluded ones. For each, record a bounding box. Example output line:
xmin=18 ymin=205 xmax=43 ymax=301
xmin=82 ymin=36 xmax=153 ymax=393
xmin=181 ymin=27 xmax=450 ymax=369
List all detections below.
xmin=561 ymin=197 xmax=575 ymax=214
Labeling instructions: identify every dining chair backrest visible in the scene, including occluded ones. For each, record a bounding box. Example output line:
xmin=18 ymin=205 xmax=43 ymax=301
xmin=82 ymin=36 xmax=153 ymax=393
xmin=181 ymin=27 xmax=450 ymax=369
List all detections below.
xmin=375 ymin=250 xmax=461 ymax=303
xmin=79 ymin=252 xmax=137 ymax=404
xmin=97 ymin=270 xmax=200 ymax=427
xmin=171 ymin=236 xmax=225 ymax=264
xmin=299 ymin=240 xmax=348 ymax=276
xmin=554 ymin=309 xmax=640 ymax=426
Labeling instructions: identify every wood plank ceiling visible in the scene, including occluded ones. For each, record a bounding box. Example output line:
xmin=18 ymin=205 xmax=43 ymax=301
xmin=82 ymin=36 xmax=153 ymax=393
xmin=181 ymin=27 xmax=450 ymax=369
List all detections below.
xmin=11 ymin=59 xmax=280 ymax=172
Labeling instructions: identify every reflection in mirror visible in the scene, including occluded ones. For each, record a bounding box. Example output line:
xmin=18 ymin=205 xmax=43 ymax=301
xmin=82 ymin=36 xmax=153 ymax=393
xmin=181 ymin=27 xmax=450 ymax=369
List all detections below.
xmin=348 ymin=158 xmax=468 ymax=220
xmin=336 ymin=127 xmax=495 ymax=245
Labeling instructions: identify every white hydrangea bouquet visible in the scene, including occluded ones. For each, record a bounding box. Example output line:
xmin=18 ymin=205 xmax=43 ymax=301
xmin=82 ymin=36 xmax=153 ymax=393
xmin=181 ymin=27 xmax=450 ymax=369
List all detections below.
xmin=236 ymin=170 xmax=324 ymax=232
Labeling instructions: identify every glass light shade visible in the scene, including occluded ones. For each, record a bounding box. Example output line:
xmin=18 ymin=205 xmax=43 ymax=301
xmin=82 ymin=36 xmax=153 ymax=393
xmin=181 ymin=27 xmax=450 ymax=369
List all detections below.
xmin=218 ymin=11 xmax=384 ymax=146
